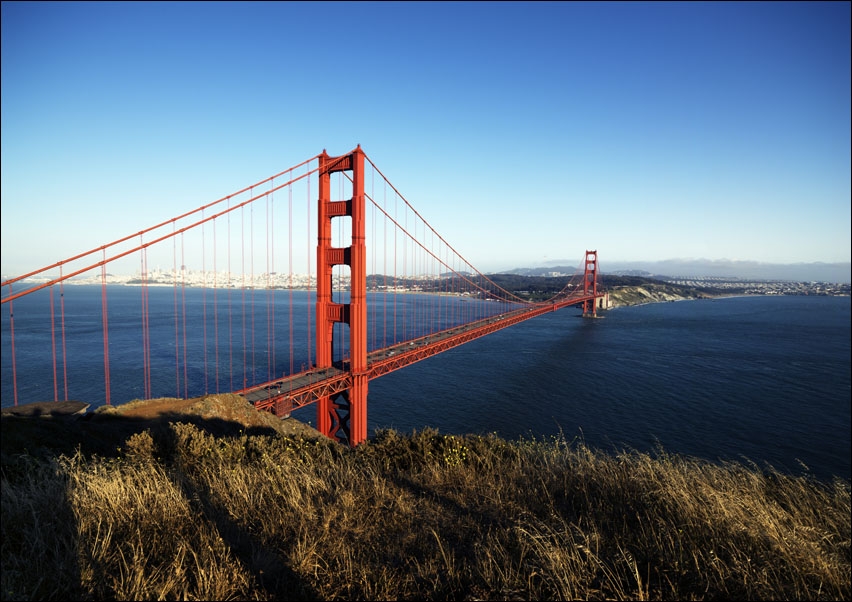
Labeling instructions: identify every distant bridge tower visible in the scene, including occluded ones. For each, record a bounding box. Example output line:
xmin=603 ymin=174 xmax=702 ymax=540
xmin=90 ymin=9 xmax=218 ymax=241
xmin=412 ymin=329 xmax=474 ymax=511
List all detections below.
xmin=315 ymin=146 xmax=368 ymax=446
xmin=582 ymin=250 xmax=599 ymax=318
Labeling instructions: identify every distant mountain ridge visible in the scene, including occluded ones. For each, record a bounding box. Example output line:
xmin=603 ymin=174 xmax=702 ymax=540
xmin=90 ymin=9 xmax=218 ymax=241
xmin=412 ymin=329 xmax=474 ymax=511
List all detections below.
xmin=497 ymin=259 xmax=851 ymax=284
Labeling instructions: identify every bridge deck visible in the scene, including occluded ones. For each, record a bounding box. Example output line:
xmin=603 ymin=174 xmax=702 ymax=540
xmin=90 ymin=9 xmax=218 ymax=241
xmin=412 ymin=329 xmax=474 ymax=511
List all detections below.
xmin=240 ymin=294 xmax=602 ymax=417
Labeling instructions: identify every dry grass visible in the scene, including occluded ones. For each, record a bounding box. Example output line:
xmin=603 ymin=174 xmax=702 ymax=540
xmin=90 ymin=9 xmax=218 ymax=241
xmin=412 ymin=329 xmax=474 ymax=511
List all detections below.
xmin=2 ymin=400 xmax=849 ymax=601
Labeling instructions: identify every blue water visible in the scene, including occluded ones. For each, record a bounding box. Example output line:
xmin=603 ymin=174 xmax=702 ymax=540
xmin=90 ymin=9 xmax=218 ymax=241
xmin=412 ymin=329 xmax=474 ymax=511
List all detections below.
xmin=358 ymin=296 xmax=852 ymax=482
xmin=3 ymin=289 xmax=850 ymax=482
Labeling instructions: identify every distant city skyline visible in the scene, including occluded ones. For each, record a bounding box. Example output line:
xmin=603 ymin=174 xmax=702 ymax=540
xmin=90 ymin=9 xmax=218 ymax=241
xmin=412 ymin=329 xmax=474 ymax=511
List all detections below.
xmin=7 ymin=256 xmax=850 ymax=286
xmin=2 ymin=2 xmax=850 ymax=279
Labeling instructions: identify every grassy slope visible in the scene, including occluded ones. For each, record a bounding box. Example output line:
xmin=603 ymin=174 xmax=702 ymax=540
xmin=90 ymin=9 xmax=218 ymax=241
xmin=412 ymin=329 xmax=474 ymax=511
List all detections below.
xmin=2 ymin=393 xmax=849 ymax=601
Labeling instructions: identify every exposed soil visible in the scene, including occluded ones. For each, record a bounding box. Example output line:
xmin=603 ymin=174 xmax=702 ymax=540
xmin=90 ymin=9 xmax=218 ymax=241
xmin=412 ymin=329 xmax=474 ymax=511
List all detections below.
xmin=98 ymin=394 xmax=323 ymax=439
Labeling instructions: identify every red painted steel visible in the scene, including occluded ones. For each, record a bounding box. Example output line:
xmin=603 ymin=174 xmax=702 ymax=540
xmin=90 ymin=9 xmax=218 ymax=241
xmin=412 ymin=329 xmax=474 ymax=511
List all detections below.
xmin=582 ymin=250 xmax=599 ymax=318
xmin=2 ymin=145 xmax=604 ymax=439
xmin=240 ymin=149 xmax=607 ymax=447
xmin=238 ymin=290 xmax=602 ymax=421
xmin=315 ymin=146 xmax=369 ymax=446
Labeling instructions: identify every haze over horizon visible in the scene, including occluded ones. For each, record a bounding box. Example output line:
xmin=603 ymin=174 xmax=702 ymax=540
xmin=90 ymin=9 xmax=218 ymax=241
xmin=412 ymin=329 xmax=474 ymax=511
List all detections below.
xmin=502 ymin=257 xmax=852 ymax=284
xmin=2 ymin=2 xmax=850 ymax=279
xmin=4 ymin=257 xmax=849 ymax=286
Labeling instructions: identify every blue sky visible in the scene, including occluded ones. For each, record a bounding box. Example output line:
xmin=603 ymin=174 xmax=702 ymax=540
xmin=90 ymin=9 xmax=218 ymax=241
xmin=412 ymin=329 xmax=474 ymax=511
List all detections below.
xmin=2 ymin=1 xmax=850 ymax=277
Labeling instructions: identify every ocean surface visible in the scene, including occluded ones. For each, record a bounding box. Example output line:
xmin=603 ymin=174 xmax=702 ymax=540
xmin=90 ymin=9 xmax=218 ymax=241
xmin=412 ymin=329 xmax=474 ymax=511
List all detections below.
xmin=3 ymin=289 xmax=850 ymax=482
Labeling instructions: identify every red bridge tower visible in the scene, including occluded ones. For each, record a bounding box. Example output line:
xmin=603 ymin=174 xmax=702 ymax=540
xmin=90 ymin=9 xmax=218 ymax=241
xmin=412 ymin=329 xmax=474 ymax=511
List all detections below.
xmin=315 ymin=146 xmax=369 ymax=446
xmin=582 ymin=250 xmax=599 ymax=318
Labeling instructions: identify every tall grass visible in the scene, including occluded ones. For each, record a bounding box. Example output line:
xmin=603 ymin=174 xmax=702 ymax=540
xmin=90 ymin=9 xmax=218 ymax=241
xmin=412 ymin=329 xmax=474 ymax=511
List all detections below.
xmin=2 ymin=424 xmax=849 ymax=600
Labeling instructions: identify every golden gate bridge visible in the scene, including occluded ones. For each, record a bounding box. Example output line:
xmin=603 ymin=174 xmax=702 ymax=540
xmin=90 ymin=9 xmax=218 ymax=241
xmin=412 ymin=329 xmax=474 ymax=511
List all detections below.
xmin=1 ymin=146 xmax=607 ymax=446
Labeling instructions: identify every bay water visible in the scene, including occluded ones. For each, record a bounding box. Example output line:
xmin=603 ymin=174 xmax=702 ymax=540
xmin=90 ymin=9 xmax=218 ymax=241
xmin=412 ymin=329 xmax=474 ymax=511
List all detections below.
xmin=3 ymin=288 xmax=849 ymax=482
xmin=361 ymin=295 xmax=851 ymax=482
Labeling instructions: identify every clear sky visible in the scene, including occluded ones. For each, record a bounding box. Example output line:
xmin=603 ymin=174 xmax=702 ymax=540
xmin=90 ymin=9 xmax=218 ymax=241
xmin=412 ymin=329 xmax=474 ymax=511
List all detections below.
xmin=2 ymin=1 xmax=850 ymax=277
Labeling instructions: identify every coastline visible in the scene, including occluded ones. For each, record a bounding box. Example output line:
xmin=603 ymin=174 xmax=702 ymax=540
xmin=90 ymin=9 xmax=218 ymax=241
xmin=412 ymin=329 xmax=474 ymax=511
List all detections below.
xmin=605 ymin=283 xmax=720 ymax=308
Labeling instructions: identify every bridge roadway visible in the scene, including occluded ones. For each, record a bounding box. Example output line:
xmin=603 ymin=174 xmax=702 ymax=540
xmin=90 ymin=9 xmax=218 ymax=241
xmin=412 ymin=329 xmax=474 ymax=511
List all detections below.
xmin=239 ymin=293 xmax=601 ymax=418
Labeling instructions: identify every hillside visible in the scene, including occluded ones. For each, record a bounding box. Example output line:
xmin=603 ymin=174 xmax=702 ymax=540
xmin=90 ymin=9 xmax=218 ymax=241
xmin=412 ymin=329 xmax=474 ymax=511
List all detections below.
xmin=471 ymin=274 xmax=717 ymax=305
xmin=605 ymin=281 xmax=715 ymax=307
xmin=1 ymin=394 xmax=322 ymax=464
xmin=2 ymin=392 xmax=848 ymax=601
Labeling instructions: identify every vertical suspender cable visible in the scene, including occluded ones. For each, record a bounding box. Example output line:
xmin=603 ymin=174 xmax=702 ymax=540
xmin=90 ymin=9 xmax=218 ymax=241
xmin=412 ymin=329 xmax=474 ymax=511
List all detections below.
xmin=250 ymin=197 xmax=256 ymax=385
xmin=228 ymin=198 xmax=234 ymax=392
xmin=60 ymin=273 xmax=68 ymax=400
xmin=147 ymin=246 xmax=153 ymax=398
xmin=140 ymin=242 xmax=151 ymax=399
xmin=267 ymin=181 xmax=274 ymax=382
xmin=446 ymin=249 xmax=452 ymax=327
xmin=50 ymin=285 xmax=57 ymax=401
xmin=289 ymin=173 xmax=294 ymax=377
xmin=430 ymin=229 xmax=435 ymax=335
xmin=213 ymin=220 xmax=220 ymax=393
xmin=306 ymin=162 xmax=312 ymax=370
xmin=434 ymin=233 xmax=438 ymax=331
xmin=241 ymin=203 xmax=247 ymax=390
xmin=173 ymin=223 xmax=180 ymax=396
xmin=140 ymin=247 xmax=147 ymax=399
xmin=7 ymin=284 xmax=17 ymax=406
xmin=202 ymin=211 xmax=208 ymax=394
xmin=181 ymin=234 xmax=188 ymax=399
xmin=101 ymin=251 xmax=111 ymax=405
xmin=402 ymin=203 xmax=407 ymax=341
xmin=394 ymin=191 xmax=399 ymax=343
xmin=426 ymin=227 xmax=431 ymax=335
xmin=383 ymin=180 xmax=388 ymax=349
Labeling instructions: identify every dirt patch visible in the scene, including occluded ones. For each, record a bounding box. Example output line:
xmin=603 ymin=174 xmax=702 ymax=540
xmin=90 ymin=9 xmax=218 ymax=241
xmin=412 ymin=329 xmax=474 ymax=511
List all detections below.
xmin=106 ymin=397 xmax=198 ymax=419
xmin=98 ymin=394 xmax=323 ymax=439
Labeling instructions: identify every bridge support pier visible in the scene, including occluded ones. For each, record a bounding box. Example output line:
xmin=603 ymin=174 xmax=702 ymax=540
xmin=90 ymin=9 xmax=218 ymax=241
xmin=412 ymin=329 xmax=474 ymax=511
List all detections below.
xmin=316 ymin=146 xmax=369 ymax=446
xmin=317 ymin=377 xmax=367 ymax=445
